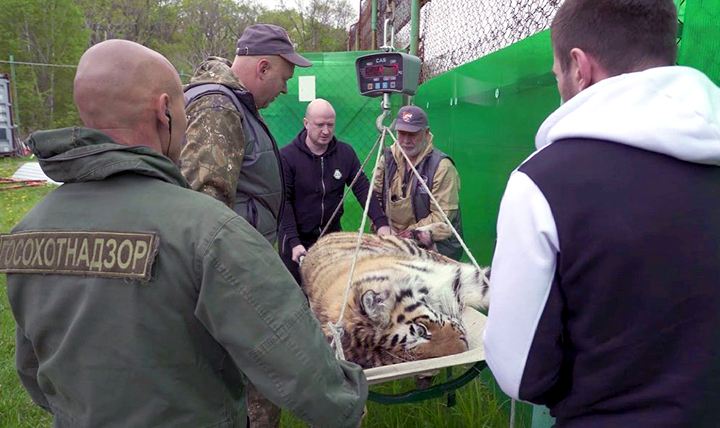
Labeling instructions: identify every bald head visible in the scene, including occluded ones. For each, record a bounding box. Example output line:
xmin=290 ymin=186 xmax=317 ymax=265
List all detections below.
xmin=305 ymin=98 xmax=335 ymax=120
xmin=73 ymin=40 xmax=186 ymax=161
xmin=74 ymin=40 xmax=181 ymax=129
xmin=303 ymin=98 xmax=336 ymax=155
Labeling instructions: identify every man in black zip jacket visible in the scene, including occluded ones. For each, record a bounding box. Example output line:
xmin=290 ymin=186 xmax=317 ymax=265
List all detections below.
xmin=279 ymin=99 xmax=390 ymax=284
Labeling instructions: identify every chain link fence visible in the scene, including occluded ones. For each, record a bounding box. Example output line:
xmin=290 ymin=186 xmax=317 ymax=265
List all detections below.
xmin=352 ymin=0 xmax=563 ymax=82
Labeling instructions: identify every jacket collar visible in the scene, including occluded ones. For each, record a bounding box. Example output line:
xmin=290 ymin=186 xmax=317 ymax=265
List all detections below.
xmin=535 ymin=66 xmax=720 ymax=165
xmin=28 ymin=127 xmax=189 ymax=187
xmin=292 ymin=128 xmax=338 ymax=157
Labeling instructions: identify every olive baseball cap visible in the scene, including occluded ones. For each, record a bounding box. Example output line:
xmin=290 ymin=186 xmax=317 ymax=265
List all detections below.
xmin=236 ymin=24 xmax=313 ymax=68
xmin=392 ymin=105 xmax=429 ymax=132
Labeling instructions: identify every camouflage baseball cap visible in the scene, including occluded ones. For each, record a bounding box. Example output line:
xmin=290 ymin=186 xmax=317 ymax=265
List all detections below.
xmin=392 ymin=105 xmax=429 ymax=132
xmin=236 ymin=24 xmax=313 ymax=68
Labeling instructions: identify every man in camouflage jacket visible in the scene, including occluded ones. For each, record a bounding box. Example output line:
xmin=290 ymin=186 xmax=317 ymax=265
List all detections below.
xmin=180 ymin=24 xmax=312 ymax=245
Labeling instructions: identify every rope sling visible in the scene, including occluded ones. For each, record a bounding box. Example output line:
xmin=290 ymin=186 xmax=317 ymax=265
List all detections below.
xmin=311 ymin=125 xmax=514 ymax=428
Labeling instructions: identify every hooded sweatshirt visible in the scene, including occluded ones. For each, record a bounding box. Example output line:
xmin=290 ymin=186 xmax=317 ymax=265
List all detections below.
xmin=279 ymin=128 xmax=388 ymax=251
xmin=2 ymin=128 xmax=367 ymax=428
xmin=484 ymin=66 xmax=720 ymax=427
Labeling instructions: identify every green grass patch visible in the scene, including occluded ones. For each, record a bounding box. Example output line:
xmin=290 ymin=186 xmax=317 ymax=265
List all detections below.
xmin=1 ymin=156 xmax=54 ymax=427
xmin=0 ymin=156 xmax=512 ymax=427
xmin=282 ymin=369 xmax=511 ymax=428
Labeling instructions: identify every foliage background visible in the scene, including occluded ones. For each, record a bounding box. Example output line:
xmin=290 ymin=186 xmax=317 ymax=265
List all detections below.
xmin=0 ymin=0 xmax=355 ymax=137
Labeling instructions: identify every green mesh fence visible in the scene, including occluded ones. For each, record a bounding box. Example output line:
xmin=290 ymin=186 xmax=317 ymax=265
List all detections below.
xmin=678 ymin=0 xmax=720 ymax=86
xmin=262 ymin=50 xmax=395 ymax=231
xmin=354 ymin=0 xmax=563 ymax=82
xmin=260 ymin=1 xmax=717 ymax=426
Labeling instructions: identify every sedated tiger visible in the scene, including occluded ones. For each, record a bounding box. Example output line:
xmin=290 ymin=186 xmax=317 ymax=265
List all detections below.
xmin=299 ymin=223 xmax=490 ymax=369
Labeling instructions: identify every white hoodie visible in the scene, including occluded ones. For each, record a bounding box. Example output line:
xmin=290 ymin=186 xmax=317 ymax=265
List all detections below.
xmin=483 ymin=66 xmax=720 ymax=401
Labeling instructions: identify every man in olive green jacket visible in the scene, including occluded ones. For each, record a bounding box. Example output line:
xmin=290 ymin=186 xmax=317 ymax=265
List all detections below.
xmin=0 ymin=40 xmax=366 ymax=428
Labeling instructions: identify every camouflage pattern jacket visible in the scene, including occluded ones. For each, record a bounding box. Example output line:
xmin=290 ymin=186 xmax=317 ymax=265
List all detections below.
xmin=180 ymin=57 xmax=284 ymax=244
xmin=3 ymin=127 xmax=368 ymax=427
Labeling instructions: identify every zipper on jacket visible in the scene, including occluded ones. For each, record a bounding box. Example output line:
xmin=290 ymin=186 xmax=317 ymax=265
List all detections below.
xmin=319 ymin=156 xmax=326 ymax=234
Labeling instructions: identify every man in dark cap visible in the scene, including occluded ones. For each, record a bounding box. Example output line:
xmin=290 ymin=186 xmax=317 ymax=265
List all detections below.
xmin=373 ymin=105 xmax=464 ymax=260
xmin=178 ymin=24 xmax=313 ymax=427
xmin=180 ymin=23 xmax=312 ymax=245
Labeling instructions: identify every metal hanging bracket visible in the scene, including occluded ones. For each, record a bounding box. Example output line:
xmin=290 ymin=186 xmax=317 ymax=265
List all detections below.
xmin=375 ymin=93 xmax=392 ymax=133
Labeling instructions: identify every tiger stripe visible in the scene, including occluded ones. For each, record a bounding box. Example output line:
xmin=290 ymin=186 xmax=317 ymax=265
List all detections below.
xmin=299 ymin=222 xmax=489 ymax=368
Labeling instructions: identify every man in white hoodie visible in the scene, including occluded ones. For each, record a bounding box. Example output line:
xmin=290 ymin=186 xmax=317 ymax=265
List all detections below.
xmin=484 ymin=1 xmax=720 ymax=427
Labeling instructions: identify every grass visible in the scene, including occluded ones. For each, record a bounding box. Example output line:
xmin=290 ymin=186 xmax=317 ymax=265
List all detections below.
xmin=281 ymin=370 xmax=513 ymax=428
xmin=0 ymin=156 xmax=513 ymax=427
xmin=1 ymin=156 xmax=54 ymax=428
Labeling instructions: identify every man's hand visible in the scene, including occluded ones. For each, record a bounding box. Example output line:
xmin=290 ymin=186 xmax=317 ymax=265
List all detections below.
xmin=291 ymin=244 xmax=308 ymax=263
xmin=376 ymin=226 xmax=391 ymax=237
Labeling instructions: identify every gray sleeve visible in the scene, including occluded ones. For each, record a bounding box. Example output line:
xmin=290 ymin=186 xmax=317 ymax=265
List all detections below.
xmin=16 ymin=325 xmax=51 ymax=413
xmin=194 ymin=216 xmax=367 ymax=428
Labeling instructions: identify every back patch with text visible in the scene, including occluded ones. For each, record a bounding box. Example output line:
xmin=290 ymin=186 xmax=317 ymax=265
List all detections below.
xmin=0 ymin=231 xmax=159 ymax=281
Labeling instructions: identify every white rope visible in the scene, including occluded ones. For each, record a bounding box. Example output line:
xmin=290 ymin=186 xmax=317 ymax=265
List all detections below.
xmin=319 ymin=131 xmax=385 ymax=239
xmin=329 ymin=128 xmax=388 ymax=360
xmin=385 ymin=129 xmax=489 ymax=285
xmin=510 ymin=398 xmax=516 ymax=428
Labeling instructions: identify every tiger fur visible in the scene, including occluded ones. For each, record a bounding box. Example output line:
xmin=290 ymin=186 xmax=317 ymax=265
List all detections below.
xmin=299 ymin=223 xmax=490 ymax=369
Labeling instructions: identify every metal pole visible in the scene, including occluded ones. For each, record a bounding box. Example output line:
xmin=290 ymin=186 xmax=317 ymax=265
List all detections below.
xmin=410 ymin=0 xmax=420 ymax=56
xmin=356 ymin=0 xmax=362 ymax=50
xmin=371 ymin=0 xmax=378 ymax=50
xmin=9 ymin=54 xmax=20 ymax=131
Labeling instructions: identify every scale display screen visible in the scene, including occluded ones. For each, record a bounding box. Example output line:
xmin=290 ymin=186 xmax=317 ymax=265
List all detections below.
xmin=363 ymin=64 xmax=400 ymax=78
xmin=356 ymin=52 xmax=421 ymax=97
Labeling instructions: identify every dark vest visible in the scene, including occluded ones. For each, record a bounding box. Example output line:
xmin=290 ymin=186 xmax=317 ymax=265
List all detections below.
xmin=381 ymin=148 xmax=464 ymax=260
xmin=184 ymin=84 xmax=284 ymax=244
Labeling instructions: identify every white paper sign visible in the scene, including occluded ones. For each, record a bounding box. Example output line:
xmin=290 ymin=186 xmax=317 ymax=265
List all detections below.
xmin=298 ymin=76 xmax=316 ymax=102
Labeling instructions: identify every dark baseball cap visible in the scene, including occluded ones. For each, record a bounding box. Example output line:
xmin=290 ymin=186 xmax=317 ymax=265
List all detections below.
xmin=236 ymin=24 xmax=312 ymax=68
xmin=392 ymin=105 xmax=429 ymax=132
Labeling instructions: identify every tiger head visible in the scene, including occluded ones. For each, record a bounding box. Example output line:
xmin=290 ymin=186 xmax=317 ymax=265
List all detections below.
xmin=342 ymin=276 xmax=469 ymax=369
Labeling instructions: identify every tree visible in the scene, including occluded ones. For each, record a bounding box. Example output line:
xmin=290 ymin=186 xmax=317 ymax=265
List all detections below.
xmin=74 ymin=0 xmax=179 ymax=48
xmin=0 ymin=0 xmax=354 ymax=136
xmin=266 ymin=0 xmax=354 ymax=52
xmin=170 ymin=0 xmax=265 ymax=73
xmin=0 ymin=0 xmax=88 ymax=135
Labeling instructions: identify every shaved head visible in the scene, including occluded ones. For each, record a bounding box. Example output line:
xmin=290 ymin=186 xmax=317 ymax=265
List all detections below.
xmin=73 ymin=39 xmax=186 ymax=161
xmin=305 ymin=98 xmax=335 ymax=120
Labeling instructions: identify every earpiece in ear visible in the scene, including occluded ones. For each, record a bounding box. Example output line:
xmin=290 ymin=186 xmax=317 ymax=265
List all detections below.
xmin=165 ymin=108 xmax=171 ymax=119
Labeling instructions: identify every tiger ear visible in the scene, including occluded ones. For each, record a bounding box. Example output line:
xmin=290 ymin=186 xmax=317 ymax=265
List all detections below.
xmin=361 ymin=290 xmax=393 ymax=327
